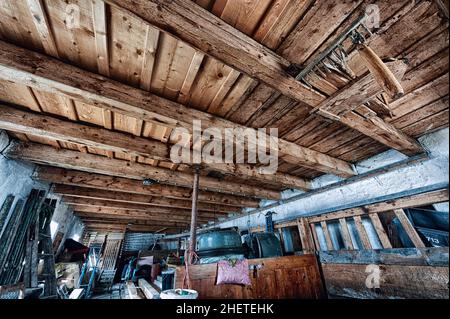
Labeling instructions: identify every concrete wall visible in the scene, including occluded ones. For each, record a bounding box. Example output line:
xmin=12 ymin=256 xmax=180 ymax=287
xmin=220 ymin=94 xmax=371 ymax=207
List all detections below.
xmin=216 ymin=127 xmax=449 ymax=231
xmin=0 ymin=130 xmax=78 ymax=245
xmin=0 ymin=130 xmax=49 ymax=209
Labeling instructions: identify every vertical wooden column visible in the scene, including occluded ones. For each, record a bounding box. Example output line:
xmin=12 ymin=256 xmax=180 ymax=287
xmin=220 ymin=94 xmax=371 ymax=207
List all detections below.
xmin=188 ymin=166 xmax=200 ymax=264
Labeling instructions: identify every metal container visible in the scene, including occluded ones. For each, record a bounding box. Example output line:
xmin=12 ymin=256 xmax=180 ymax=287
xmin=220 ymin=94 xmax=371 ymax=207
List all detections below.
xmin=196 ymin=229 xmax=245 ymax=258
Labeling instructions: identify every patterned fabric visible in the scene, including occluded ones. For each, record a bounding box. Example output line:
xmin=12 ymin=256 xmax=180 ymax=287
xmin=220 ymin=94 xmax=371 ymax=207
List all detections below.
xmin=216 ymin=259 xmax=251 ymax=286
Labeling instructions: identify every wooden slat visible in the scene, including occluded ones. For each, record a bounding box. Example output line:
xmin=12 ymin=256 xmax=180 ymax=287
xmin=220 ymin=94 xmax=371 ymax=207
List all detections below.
xmin=91 ymin=0 xmax=110 ymax=76
xmin=0 ymin=40 xmax=355 ymax=178
xmin=353 ymin=216 xmax=372 ymax=249
xmin=320 ymin=221 xmax=333 ymax=251
xmin=26 ymin=0 xmax=59 ymax=57
xmin=393 ymin=209 xmax=426 ymax=248
xmin=338 ymin=218 xmax=354 ymax=250
xmin=369 ymin=213 xmax=392 ymax=249
xmin=297 ymin=217 xmax=315 ymax=253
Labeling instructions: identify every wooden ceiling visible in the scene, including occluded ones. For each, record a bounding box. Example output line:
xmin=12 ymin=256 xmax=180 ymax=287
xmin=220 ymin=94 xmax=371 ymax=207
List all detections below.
xmin=0 ymin=0 xmax=448 ymax=233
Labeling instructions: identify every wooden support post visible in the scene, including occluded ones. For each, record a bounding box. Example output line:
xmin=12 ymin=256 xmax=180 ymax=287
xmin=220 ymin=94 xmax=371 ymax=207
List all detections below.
xmin=188 ymin=166 xmax=200 ymax=264
xmin=393 ymin=209 xmax=425 ymax=248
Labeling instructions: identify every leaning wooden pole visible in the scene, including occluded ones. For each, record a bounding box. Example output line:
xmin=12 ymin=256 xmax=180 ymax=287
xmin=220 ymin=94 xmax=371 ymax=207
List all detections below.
xmin=188 ymin=166 xmax=200 ymax=264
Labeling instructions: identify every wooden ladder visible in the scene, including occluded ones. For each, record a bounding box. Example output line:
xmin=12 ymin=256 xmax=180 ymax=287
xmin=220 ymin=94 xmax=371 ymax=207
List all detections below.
xmin=24 ymin=199 xmax=58 ymax=299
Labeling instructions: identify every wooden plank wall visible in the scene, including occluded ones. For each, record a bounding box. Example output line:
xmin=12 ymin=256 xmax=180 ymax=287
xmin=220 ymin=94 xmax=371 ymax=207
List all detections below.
xmin=320 ymin=248 xmax=449 ymax=299
xmin=175 ymin=255 xmax=326 ymax=299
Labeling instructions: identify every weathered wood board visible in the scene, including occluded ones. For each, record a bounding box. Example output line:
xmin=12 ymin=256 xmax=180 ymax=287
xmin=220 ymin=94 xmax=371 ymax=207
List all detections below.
xmin=175 ymin=255 xmax=326 ymax=299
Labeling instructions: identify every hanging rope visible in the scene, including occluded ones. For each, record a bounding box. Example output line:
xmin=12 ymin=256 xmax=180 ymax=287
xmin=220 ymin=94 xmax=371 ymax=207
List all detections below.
xmin=182 ymin=249 xmax=199 ymax=289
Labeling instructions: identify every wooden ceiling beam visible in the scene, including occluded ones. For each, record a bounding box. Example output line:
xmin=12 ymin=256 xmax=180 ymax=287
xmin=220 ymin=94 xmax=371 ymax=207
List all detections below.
xmin=5 ymin=141 xmax=279 ymax=199
xmin=71 ymin=205 xmax=226 ymax=220
xmin=54 ymin=184 xmax=241 ymax=213
xmin=103 ymin=0 xmax=424 ymax=157
xmin=82 ymin=223 xmax=181 ymax=233
xmin=78 ymin=217 xmax=191 ymax=229
xmin=63 ymin=196 xmax=231 ymax=216
xmin=34 ymin=166 xmax=260 ymax=207
xmin=74 ymin=211 xmax=211 ymax=224
xmin=0 ymin=40 xmax=356 ymax=178
xmin=0 ymin=104 xmax=311 ymax=190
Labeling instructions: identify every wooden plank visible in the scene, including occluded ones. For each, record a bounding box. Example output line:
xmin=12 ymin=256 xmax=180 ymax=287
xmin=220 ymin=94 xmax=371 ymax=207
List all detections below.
xmin=127 ymin=280 xmax=145 ymax=299
xmin=369 ymin=213 xmax=392 ymax=249
xmin=338 ymin=218 xmax=354 ymax=250
xmin=91 ymin=0 xmax=110 ymax=76
xmin=320 ymin=221 xmax=333 ymax=251
xmin=175 ymin=255 xmax=325 ymax=299
xmin=353 ymin=216 xmax=372 ymax=249
xmin=297 ymin=218 xmax=315 ymax=253
xmin=72 ymin=205 xmax=219 ymax=220
xmin=140 ymin=26 xmax=160 ymax=91
xmin=0 ymin=41 xmax=355 ymax=178
xmin=5 ymin=141 xmax=279 ymax=199
xmin=35 ymin=167 xmax=261 ymax=206
xmin=393 ymin=209 xmax=426 ymax=248
xmin=322 ymin=264 xmax=449 ymax=299
xmin=319 ymin=247 xmax=449 ymax=267
xmin=138 ymin=279 xmax=160 ymax=299
xmin=26 ymin=0 xmax=59 ymax=57
xmin=54 ymin=184 xmax=241 ymax=213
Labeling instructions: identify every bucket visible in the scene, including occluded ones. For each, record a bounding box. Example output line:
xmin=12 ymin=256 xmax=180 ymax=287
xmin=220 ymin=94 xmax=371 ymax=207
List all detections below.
xmin=160 ymin=289 xmax=198 ymax=299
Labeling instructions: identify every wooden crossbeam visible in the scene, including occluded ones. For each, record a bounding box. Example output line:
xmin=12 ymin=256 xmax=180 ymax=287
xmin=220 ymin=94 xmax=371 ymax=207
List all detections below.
xmin=0 ymin=40 xmax=356 ymax=178
xmin=0 ymin=105 xmax=311 ymax=190
xmin=320 ymin=221 xmax=334 ymax=251
xmin=34 ymin=166 xmax=260 ymax=206
xmin=74 ymin=211 xmax=210 ymax=224
xmin=54 ymin=184 xmax=240 ymax=213
xmin=71 ymin=205 xmax=223 ymax=220
xmin=5 ymin=141 xmax=279 ymax=199
xmin=338 ymin=218 xmax=354 ymax=250
xmin=103 ymin=0 xmax=424 ymax=157
xmin=64 ymin=197 xmax=230 ymax=216
xmin=78 ymin=216 xmax=190 ymax=229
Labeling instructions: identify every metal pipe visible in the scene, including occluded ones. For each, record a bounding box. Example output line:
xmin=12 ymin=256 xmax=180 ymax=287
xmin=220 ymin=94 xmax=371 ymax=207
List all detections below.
xmin=188 ymin=165 xmax=200 ymax=264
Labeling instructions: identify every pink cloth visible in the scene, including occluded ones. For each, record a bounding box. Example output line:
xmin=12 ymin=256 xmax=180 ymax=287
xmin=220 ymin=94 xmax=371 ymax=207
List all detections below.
xmin=216 ymin=259 xmax=251 ymax=286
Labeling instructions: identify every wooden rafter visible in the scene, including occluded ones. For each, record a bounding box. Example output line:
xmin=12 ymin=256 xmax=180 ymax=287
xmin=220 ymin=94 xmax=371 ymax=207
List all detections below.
xmin=0 ymin=40 xmax=356 ymax=178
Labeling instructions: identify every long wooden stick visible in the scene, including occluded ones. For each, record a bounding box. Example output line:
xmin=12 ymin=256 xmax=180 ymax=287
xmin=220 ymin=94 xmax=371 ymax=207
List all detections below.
xmin=357 ymin=44 xmax=405 ymax=99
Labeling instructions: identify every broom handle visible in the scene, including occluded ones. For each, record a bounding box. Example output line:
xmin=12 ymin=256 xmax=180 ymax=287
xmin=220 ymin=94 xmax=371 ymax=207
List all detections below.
xmin=357 ymin=43 xmax=404 ymax=99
